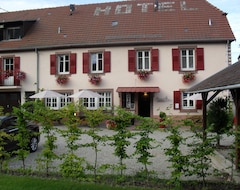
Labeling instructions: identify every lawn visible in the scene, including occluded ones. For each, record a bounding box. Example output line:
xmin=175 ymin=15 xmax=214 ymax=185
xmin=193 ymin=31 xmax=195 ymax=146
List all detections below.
xmin=0 ymin=174 xmax=155 ymax=190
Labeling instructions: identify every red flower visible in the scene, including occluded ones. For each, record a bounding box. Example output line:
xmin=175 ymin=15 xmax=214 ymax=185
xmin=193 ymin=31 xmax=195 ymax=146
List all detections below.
xmin=89 ymin=75 xmax=101 ymax=85
xmin=183 ymin=72 xmax=195 ymax=83
xmin=56 ymin=75 xmax=69 ymax=85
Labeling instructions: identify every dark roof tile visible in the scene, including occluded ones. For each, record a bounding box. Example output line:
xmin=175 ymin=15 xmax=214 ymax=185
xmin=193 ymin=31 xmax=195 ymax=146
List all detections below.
xmin=0 ymin=0 xmax=235 ymax=51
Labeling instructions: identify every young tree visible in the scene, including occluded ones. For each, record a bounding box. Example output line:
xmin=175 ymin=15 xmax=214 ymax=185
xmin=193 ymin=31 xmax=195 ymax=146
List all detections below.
xmin=207 ymin=97 xmax=233 ymax=147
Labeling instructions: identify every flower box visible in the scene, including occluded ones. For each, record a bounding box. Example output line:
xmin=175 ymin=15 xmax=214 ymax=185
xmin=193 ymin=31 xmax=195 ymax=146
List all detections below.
xmin=89 ymin=75 xmax=101 ymax=85
xmin=16 ymin=71 xmax=26 ymax=80
xmin=182 ymin=72 xmax=195 ymax=83
xmin=56 ymin=75 xmax=69 ymax=85
xmin=137 ymin=70 xmax=150 ymax=80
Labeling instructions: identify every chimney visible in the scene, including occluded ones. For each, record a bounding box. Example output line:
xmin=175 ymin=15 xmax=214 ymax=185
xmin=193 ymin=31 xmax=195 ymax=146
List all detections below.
xmin=70 ymin=4 xmax=75 ymax=15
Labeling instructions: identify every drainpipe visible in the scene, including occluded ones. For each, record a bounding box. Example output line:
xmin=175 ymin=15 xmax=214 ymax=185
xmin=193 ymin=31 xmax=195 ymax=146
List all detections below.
xmin=35 ymin=48 xmax=39 ymax=92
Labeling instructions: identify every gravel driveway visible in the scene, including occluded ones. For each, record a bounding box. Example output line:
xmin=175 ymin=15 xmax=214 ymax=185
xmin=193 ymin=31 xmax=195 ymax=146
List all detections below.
xmin=8 ymin=125 xmax=235 ymax=181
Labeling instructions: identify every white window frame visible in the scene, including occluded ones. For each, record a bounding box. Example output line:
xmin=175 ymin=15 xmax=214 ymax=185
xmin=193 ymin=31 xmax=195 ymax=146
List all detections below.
xmin=90 ymin=52 xmax=103 ymax=73
xmin=137 ymin=50 xmax=150 ymax=71
xmin=3 ymin=58 xmax=14 ymax=72
xmin=182 ymin=92 xmax=195 ymax=109
xmin=45 ymin=92 xmax=72 ymax=110
xmin=180 ymin=49 xmax=195 ymax=71
xmin=83 ymin=97 xmax=97 ymax=110
xmin=57 ymin=54 xmax=70 ymax=74
xmin=98 ymin=92 xmax=112 ymax=110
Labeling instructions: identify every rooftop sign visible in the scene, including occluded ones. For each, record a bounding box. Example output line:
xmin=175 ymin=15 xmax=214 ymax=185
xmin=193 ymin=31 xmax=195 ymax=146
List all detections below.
xmin=94 ymin=1 xmax=198 ymax=16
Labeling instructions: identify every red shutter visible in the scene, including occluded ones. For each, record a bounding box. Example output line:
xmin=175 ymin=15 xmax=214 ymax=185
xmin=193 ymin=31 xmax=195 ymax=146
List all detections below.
xmin=151 ymin=49 xmax=159 ymax=71
xmin=173 ymin=91 xmax=181 ymax=110
xmin=50 ymin=54 xmax=56 ymax=75
xmin=83 ymin=52 xmax=89 ymax=73
xmin=196 ymin=100 xmax=203 ymax=109
xmin=196 ymin=48 xmax=204 ymax=70
xmin=172 ymin=48 xmax=180 ymax=71
xmin=104 ymin=51 xmax=111 ymax=73
xmin=128 ymin=50 xmax=136 ymax=72
xmin=70 ymin=53 xmax=77 ymax=74
xmin=0 ymin=58 xmax=2 ymax=85
xmin=14 ymin=57 xmax=20 ymax=85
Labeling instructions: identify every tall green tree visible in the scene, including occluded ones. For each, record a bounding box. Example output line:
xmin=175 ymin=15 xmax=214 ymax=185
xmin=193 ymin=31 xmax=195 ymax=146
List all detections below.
xmin=207 ymin=97 xmax=233 ymax=146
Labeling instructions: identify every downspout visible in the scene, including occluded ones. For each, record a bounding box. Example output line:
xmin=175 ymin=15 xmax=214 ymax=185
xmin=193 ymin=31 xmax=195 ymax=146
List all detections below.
xmin=35 ymin=48 xmax=39 ymax=92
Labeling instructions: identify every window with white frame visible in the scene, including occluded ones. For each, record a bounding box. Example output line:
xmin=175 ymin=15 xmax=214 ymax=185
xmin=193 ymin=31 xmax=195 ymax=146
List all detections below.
xmin=137 ymin=50 xmax=150 ymax=71
xmin=180 ymin=49 xmax=195 ymax=71
xmin=182 ymin=92 xmax=195 ymax=109
xmin=3 ymin=58 xmax=14 ymax=72
xmin=45 ymin=92 xmax=72 ymax=110
xmin=83 ymin=97 xmax=97 ymax=110
xmin=57 ymin=54 xmax=69 ymax=74
xmin=99 ymin=92 xmax=112 ymax=109
xmin=60 ymin=92 xmax=72 ymax=108
xmin=90 ymin=53 xmax=103 ymax=73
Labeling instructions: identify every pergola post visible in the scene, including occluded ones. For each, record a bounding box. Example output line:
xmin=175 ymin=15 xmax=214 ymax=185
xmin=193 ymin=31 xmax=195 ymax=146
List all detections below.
xmin=230 ymin=88 xmax=240 ymax=170
xmin=201 ymin=92 xmax=208 ymax=141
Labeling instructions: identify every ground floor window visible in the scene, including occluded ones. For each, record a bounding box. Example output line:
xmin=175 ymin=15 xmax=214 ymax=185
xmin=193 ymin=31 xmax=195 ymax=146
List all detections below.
xmin=45 ymin=92 xmax=72 ymax=110
xmin=182 ymin=92 xmax=195 ymax=109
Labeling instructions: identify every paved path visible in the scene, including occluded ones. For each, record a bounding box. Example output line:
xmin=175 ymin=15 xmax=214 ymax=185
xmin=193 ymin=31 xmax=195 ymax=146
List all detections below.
xmin=8 ymin=125 xmax=240 ymax=183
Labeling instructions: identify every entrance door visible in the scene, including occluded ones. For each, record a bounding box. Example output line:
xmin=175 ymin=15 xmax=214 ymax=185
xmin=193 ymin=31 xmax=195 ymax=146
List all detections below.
xmin=0 ymin=92 xmax=21 ymax=113
xmin=138 ymin=92 xmax=150 ymax=117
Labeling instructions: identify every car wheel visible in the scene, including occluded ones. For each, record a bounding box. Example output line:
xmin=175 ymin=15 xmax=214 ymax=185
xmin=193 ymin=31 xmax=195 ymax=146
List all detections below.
xmin=29 ymin=137 xmax=38 ymax=152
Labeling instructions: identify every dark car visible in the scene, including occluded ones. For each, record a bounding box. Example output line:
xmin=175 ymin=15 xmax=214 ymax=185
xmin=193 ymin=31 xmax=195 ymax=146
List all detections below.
xmin=0 ymin=115 xmax=40 ymax=152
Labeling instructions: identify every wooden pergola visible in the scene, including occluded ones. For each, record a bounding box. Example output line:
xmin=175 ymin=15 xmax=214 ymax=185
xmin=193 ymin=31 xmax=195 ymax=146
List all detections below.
xmin=187 ymin=60 xmax=240 ymax=170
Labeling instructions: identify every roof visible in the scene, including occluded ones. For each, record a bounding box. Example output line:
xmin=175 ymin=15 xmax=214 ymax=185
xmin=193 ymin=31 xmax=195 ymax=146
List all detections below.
xmin=0 ymin=0 xmax=235 ymax=52
xmin=116 ymin=87 xmax=160 ymax=92
xmin=187 ymin=60 xmax=240 ymax=93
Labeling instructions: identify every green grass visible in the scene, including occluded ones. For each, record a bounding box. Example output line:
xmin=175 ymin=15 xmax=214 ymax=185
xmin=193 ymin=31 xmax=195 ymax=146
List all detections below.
xmin=0 ymin=174 xmax=154 ymax=190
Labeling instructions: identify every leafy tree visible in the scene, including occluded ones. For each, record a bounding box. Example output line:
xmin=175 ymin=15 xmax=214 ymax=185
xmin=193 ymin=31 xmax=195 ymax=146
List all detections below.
xmin=0 ymin=131 xmax=12 ymax=172
xmin=110 ymin=107 xmax=134 ymax=177
xmin=133 ymin=116 xmax=158 ymax=181
xmin=58 ymin=102 xmax=86 ymax=179
xmin=207 ymin=97 xmax=233 ymax=146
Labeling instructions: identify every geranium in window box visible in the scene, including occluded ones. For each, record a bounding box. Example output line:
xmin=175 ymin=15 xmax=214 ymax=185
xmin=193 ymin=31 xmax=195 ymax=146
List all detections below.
xmin=89 ymin=75 xmax=101 ymax=85
xmin=137 ymin=70 xmax=150 ymax=80
xmin=3 ymin=70 xmax=13 ymax=79
xmin=56 ymin=75 xmax=69 ymax=85
xmin=16 ymin=71 xmax=26 ymax=80
xmin=182 ymin=72 xmax=195 ymax=83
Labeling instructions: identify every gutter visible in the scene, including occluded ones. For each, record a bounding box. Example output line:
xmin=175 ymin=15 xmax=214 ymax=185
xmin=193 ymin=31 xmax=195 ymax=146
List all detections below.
xmin=35 ymin=48 xmax=39 ymax=92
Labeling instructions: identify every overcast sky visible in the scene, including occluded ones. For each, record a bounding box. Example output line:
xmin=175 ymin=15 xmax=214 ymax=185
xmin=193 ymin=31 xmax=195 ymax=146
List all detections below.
xmin=0 ymin=0 xmax=239 ymax=63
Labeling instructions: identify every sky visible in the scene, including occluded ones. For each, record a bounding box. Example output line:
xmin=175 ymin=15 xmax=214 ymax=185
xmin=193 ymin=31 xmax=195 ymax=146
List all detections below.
xmin=0 ymin=0 xmax=239 ymax=63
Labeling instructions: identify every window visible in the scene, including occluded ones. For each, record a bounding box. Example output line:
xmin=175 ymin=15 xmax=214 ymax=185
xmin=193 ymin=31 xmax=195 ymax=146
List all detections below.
xmin=58 ymin=54 xmax=69 ymax=74
xmin=83 ymin=98 xmax=97 ymax=110
xmin=137 ymin=50 xmax=150 ymax=71
xmin=60 ymin=93 xmax=72 ymax=108
xmin=99 ymin=92 xmax=112 ymax=109
xmin=83 ymin=51 xmax=111 ymax=74
xmin=128 ymin=49 xmax=159 ymax=72
xmin=182 ymin=92 xmax=195 ymax=109
xmin=122 ymin=92 xmax=135 ymax=110
xmin=50 ymin=53 xmax=76 ymax=75
xmin=45 ymin=92 xmax=72 ymax=109
xmin=7 ymin=27 xmax=21 ymax=40
xmin=82 ymin=91 xmax=112 ymax=110
xmin=180 ymin=49 xmax=194 ymax=71
xmin=91 ymin=53 xmax=103 ymax=73
xmin=173 ymin=90 xmax=202 ymax=110
xmin=3 ymin=58 xmax=14 ymax=72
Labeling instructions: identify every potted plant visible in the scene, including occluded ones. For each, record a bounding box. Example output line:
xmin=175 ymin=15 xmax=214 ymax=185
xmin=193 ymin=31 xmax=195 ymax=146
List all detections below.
xmin=56 ymin=75 xmax=69 ymax=85
xmin=137 ymin=70 xmax=150 ymax=80
xmin=16 ymin=71 xmax=26 ymax=80
xmin=89 ymin=75 xmax=101 ymax=85
xmin=3 ymin=70 xmax=13 ymax=79
xmin=105 ymin=119 xmax=116 ymax=130
xmin=159 ymin=111 xmax=166 ymax=128
xmin=182 ymin=72 xmax=195 ymax=83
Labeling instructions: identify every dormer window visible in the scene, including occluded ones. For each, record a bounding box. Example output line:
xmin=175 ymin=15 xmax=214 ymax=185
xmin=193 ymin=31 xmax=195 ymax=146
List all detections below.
xmin=7 ymin=27 xmax=21 ymax=40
